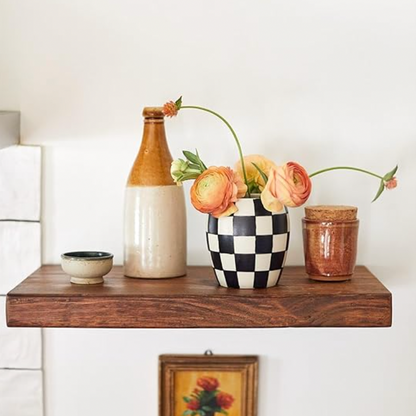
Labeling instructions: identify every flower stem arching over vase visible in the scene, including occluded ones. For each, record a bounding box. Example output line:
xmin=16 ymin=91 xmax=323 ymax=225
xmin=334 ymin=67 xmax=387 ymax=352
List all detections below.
xmin=206 ymin=197 xmax=290 ymax=289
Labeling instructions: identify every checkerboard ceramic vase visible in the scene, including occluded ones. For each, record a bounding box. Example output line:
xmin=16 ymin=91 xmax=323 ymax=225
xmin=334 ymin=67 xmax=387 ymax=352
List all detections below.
xmin=206 ymin=197 xmax=290 ymax=289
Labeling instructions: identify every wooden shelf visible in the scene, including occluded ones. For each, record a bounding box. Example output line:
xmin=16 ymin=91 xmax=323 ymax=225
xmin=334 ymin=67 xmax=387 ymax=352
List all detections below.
xmin=6 ymin=265 xmax=392 ymax=328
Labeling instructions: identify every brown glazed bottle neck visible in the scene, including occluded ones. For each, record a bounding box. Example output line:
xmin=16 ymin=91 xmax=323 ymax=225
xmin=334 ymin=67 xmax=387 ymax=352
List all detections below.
xmin=127 ymin=109 xmax=175 ymax=186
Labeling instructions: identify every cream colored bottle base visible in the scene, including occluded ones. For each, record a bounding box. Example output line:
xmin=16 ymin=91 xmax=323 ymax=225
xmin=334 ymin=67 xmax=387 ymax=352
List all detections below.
xmin=124 ymin=185 xmax=187 ymax=278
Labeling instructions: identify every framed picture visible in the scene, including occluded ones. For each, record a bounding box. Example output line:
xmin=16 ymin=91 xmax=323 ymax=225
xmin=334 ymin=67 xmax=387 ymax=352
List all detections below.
xmin=159 ymin=354 xmax=258 ymax=416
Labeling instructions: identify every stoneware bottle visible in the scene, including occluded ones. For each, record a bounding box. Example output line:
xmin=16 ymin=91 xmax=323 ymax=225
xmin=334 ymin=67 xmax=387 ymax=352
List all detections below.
xmin=124 ymin=107 xmax=187 ymax=278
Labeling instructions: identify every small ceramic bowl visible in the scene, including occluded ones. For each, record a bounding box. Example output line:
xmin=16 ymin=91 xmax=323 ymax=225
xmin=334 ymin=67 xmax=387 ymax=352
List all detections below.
xmin=61 ymin=251 xmax=114 ymax=285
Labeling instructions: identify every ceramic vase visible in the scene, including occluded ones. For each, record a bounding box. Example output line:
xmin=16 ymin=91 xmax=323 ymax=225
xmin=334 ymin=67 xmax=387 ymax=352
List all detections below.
xmin=206 ymin=197 xmax=289 ymax=288
xmin=124 ymin=107 xmax=187 ymax=278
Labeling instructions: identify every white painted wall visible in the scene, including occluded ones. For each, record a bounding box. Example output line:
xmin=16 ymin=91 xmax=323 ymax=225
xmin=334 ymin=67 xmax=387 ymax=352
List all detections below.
xmin=1 ymin=0 xmax=416 ymax=415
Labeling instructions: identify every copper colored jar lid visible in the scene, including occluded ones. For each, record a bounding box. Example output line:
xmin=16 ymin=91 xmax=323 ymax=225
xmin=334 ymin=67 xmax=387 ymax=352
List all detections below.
xmin=142 ymin=107 xmax=164 ymax=118
xmin=304 ymin=205 xmax=358 ymax=221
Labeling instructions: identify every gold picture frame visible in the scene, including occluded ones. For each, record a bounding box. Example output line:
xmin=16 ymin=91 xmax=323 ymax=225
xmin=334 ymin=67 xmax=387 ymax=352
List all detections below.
xmin=159 ymin=354 xmax=258 ymax=416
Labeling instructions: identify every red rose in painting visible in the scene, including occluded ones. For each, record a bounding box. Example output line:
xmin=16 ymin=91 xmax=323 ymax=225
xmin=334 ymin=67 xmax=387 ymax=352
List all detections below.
xmin=186 ymin=399 xmax=200 ymax=411
xmin=196 ymin=376 xmax=220 ymax=391
xmin=216 ymin=391 xmax=235 ymax=409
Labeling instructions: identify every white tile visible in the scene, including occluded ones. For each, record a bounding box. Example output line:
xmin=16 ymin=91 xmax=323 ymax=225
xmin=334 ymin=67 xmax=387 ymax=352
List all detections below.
xmin=0 ymin=370 xmax=43 ymax=416
xmin=219 ymin=253 xmax=236 ymax=271
xmin=234 ymin=199 xmax=255 ymax=216
xmin=267 ymin=270 xmax=282 ymax=287
xmin=234 ymin=236 xmax=256 ymax=254
xmin=214 ymin=270 xmax=227 ymax=287
xmin=0 ymin=145 xmax=41 ymax=221
xmin=207 ymin=234 xmax=219 ymax=252
xmin=255 ymin=254 xmax=272 ymax=271
xmin=237 ymin=272 xmax=255 ymax=288
xmin=0 ymin=112 xmax=20 ymax=150
xmin=272 ymin=234 xmax=288 ymax=252
xmin=0 ymin=297 xmax=42 ymax=369
xmin=217 ymin=217 xmax=234 ymax=235
xmin=0 ymin=222 xmax=41 ymax=295
xmin=255 ymin=216 xmax=273 ymax=235
xmin=282 ymin=251 xmax=288 ymax=266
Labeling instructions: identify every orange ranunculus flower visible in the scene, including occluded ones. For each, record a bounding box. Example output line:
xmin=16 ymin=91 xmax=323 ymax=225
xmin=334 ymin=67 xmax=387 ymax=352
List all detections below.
xmin=196 ymin=376 xmax=220 ymax=392
xmin=216 ymin=392 xmax=234 ymax=409
xmin=261 ymin=162 xmax=312 ymax=212
xmin=163 ymin=101 xmax=179 ymax=117
xmin=235 ymin=154 xmax=276 ymax=191
xmin=186 ymin=399 xmax=200 ymax=411
xmin=190 ymin=167 xmax=247 ymax=218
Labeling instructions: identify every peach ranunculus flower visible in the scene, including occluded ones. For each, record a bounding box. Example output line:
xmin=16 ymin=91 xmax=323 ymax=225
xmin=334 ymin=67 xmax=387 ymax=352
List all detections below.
xmin=261 ymin=162 xmax=312 ymax=212
xmin=190 ymin=167 xmax=247 ymax=218
xmin=235 ymin=154 xmax=276 ymax=192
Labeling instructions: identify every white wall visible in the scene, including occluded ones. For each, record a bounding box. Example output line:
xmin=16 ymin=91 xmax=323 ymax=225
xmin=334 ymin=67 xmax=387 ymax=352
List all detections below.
xmin=1 ymin=0 xmax=416 ymax=415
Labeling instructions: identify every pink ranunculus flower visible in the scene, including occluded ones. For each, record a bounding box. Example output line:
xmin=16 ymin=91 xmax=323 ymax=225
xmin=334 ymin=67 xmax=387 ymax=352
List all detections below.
xmin=385 ymin=177 xmax=397 ymax=190
xmin=261 ymin=162 xmax=312 ymax=212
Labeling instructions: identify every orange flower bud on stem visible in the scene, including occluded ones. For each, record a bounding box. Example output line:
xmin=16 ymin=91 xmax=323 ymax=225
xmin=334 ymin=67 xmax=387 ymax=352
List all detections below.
xmin=163 ymin=97 xmax=250 ymax=197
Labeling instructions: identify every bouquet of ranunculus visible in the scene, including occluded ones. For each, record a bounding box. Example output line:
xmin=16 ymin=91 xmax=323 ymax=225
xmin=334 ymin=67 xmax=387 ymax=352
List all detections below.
xmin=164 ymin=97 xmax=398 ymax=218
xmin=182 ymin=376 xmax=234 ymax=416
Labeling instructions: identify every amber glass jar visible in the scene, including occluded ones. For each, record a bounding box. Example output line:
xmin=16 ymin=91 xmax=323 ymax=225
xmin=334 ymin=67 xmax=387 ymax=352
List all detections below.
xmin=302 ymin=205 xmax=359 ymax=281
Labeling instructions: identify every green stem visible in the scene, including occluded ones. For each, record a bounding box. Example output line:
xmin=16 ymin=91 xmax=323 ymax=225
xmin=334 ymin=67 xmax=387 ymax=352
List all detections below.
xmin=309 ymin=166 xmax=384 ymax=181
xmin=181 ymin=105 xmax=250 ymax=197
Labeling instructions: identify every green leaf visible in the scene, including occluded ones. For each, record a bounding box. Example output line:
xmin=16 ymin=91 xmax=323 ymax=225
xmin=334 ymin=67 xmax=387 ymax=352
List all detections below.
xmin=383 ymin=165 xmax=398 ymax=181
xmin=183 ymin=150 xmax=200 ymax=164
xmin=183 ymin=411 xmax=193 ymax=416
xmin=195 ymin=149 xmax=208 ymax=171
xmin=201 ymin=391 xmax=216 ymax=402
xmin=252 ymin=162 xmax=268 ymax=184
xmin=183 ymin=396 xmax=191 ymax=403
xmin=248 ymin=181 xmax=260 ymax=194
xmin=188 ymin=163 xmax=201 ymax=170
xmin=180 ymin=172 xmax=201 ymax=181
xmin=202 ymin=406 xmax=213 ymax=412
xmin=372 ymin=179 xmax=385 ymax=202
xmin=218 ymin=410 xmax=228 ymax=415
xmin=175 ymin=96 xmax=183 ymax=109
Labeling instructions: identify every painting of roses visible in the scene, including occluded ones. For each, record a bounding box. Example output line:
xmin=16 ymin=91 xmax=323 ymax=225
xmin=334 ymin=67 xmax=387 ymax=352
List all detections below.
xmin=178 ymin=373 xmax=238 ymax=416
xmin=159 ymin=355 xmax=258 ymax=416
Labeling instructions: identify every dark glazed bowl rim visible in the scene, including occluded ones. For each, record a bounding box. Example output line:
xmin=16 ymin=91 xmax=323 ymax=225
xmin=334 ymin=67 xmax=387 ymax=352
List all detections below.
xmin=61 ymin=251 xmax=114 ymax=261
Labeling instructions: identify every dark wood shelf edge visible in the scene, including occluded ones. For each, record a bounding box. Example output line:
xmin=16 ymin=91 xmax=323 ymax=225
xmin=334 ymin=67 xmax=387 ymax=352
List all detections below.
xmin=6 ymin=292 xmax=392 ymax=329
xmin=5 ymin=265 xmax=393 ymax=329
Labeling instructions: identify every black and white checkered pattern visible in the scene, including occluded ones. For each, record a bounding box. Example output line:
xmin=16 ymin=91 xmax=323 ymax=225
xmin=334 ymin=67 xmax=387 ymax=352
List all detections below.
xmin=207 ymin=198 xmax=290 ymax=289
